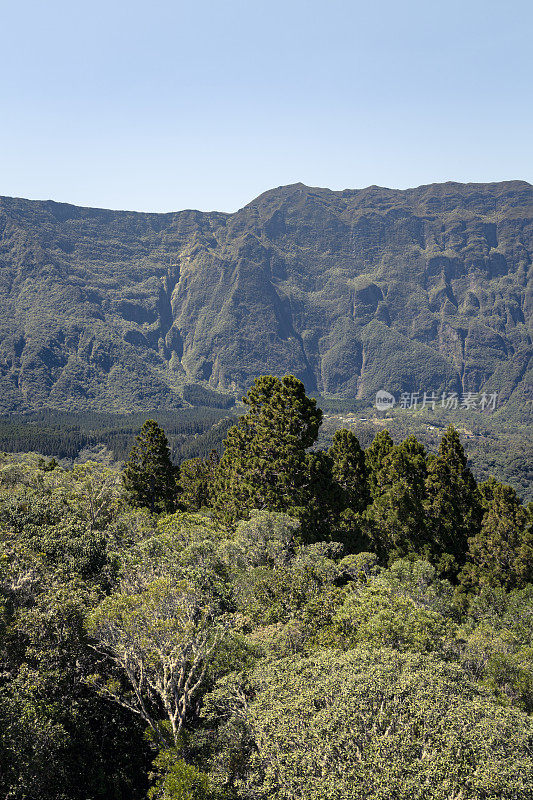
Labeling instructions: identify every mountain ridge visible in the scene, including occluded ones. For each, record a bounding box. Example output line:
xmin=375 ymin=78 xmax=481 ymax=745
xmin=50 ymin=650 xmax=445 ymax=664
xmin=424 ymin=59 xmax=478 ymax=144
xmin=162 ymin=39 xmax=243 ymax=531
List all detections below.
xmin=4 ymin=178 xmax=530 ymax=215
xmin=0 ymin=180 xmax=531 ymax=412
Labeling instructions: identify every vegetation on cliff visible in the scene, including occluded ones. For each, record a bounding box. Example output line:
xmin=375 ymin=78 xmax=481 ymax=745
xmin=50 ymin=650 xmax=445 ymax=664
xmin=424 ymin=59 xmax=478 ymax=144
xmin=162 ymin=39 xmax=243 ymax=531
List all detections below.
xmin=0 ymin=181 xmax=530 ymax=413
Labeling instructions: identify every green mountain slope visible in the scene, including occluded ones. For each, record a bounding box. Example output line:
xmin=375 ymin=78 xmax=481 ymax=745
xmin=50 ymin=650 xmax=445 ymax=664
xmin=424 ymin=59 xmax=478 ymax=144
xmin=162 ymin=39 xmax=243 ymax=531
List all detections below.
xmin=0 ymin=181 xmax=531 ymax=411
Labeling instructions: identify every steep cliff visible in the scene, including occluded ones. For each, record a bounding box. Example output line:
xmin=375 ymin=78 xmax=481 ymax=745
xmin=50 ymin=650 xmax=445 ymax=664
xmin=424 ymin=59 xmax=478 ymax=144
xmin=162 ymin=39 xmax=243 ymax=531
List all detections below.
xmin=0 ymin=180 xmax=530 ymax=411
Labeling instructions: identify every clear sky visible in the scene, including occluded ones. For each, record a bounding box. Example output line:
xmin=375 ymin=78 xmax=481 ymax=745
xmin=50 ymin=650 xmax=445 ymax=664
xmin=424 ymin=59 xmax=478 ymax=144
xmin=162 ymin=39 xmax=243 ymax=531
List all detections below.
xmin=1 ymin=0 xmax=531 ymax=212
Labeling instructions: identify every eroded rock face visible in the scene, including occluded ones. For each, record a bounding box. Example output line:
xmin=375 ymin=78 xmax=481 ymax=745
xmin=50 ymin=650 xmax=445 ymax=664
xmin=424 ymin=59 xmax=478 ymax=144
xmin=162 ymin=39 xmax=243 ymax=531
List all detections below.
xmin=0 ymin=180 xmax=530 ymax=411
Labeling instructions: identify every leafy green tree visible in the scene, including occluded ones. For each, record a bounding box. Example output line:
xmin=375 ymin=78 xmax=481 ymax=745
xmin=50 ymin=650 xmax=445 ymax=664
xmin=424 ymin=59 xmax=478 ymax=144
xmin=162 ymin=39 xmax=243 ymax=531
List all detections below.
xmin=213 ymin=376 xmax=322 ymax=526
xmin=330 ymin=559 xmax=455 ymax=654
xmin=0 ymin=585 xmax=151 ymax=800
xmin=458 ymin=482 xmax=533 ymax=595
xmin=223 ymin=511 xmax=300 ymax=572
xmin=425 ymin=426 xmax=482 ymax=576
xmin=149 ymin=750 xmax=215 ymax=800
xmin=123 ymin=420 xmax=178 ymax=513
xmin=88 ymin=576 xmax=227 ymax=746
xmin=225 ymin=646 xmax=533 ymax=800
xmin=0 ymin=489 xmax=110 ymax=587
xmin=220 ymin=511 xmax=341 ymax=644
xmin=87 ymin=512 xmax=233 ymax=747
xmin=460 ymin=585 xmax=533 ymax=712
xmin=48 ymin=460 xmax=123 ymax=530
xmin=0 ymin=463 xmax=152 ymax=800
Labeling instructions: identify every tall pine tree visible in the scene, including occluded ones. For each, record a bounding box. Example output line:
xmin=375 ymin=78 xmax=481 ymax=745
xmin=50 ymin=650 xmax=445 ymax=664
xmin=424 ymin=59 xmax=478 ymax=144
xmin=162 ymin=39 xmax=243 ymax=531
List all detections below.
xmin=213 ymin=375 xmax=322 ymax=526
xmin=122 ymin=420 xmax=178 ymax=513
xmin=178 ymin=450 xmax=219 ymax=512
xmin=329 ymin=429 xmax=370 ymax=513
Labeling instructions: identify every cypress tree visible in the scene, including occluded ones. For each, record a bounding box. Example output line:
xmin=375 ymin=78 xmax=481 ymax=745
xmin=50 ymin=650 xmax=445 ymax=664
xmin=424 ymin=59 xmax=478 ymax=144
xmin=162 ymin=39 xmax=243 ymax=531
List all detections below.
xmin=477 ymin=476 xmax=501 ymax=512
xmin=329 ymin=429 xmax=370 ymax=514
xmin=178 ymin=450 xmax=219 ymax=511
xmin=424 ymin=425 xmax=482 ymax=576
xmin=365 ymin=435 xmax=428 ymax=562
xmin=458 ymin=482 xmax=533 ymax=595
xmin=328 ymin=429 xmax=371 ymax=552
xmin=297 ymin=450 xmax=337 ymax=542
xmin=122 ymin=419 xmax=178 ymax=513
xmin=365 ymin=430 xmax=394 ymax=500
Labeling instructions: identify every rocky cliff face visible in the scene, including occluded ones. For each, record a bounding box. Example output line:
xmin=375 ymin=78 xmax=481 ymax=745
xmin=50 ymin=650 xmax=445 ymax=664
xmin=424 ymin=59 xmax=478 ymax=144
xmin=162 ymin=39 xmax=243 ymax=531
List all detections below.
xmin=0 ymin=181 xmax=531 ymax=411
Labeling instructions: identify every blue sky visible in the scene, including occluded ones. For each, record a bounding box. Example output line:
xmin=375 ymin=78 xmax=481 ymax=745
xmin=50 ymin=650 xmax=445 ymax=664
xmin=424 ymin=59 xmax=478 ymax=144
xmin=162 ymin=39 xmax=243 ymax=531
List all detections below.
xmin=1 ymin=0 xmax=531 ymax=212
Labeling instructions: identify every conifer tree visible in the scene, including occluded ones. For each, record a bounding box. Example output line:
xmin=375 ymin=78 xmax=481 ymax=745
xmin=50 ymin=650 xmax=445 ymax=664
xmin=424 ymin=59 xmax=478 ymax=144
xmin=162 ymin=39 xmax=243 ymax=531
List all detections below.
xmin=299 ymin=449 xmax=340 ymax=543
xmin=178 ymin=450 xmax=219 ymax=511
xmin=477 ymin=476 xmax=501 ymax=512
xmin=424 ymin=425 xmax=481 ymax=576
xmin=328 ymin=429 xmax=371 ymax=552
xmin=329 ymin=429 xmax=370 ymax=513
xmin=122 ymin=420 xmax=178 ymax=513
xmin=213 ymin=375 xmax=322 ymax=526
xmin=365 ymin=435 xmax=428 ymax=561
xmin=458 ymin=482 xmax=533 ymax=594
xmin=365 ymin=429 xmax=394 ymax=500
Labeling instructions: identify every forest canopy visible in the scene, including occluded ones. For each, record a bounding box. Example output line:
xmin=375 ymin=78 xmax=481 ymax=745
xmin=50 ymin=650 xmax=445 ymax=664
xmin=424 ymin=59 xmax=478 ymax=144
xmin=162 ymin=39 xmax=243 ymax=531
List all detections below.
xmin=1 ymin=375 xmax=532 ymax=800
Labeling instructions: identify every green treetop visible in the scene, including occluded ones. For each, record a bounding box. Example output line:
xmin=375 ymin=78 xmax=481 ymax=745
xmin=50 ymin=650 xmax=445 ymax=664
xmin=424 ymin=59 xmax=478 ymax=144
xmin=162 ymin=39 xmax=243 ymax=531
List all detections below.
xmin=365 ymin=429 xmax=394 ymax=500
xmin=365 ymin=435 xmax=428 ymax=562
xmin=224 ymin=646 xmax=533 ymax=800
xmin=213 ymin=375 xmax=322 ymax=526
xmin=459 ymin=482 xmax=533 ymax=595
xmin=425 ymin=425 xmax=482 ymax=577
xmin=122 ymin=420 xmax=178 ymax=514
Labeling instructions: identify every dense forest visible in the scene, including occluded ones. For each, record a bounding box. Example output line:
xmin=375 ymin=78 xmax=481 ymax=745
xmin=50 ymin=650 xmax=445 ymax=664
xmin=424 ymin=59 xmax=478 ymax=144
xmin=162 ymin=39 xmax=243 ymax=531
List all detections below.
xmin=1 ymin=375 xmax=533 ymax=799
xmin=0 ymin=408 xmax=235 ymax=463
xmin=0 ymin=392 xmax=530 ymax=503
